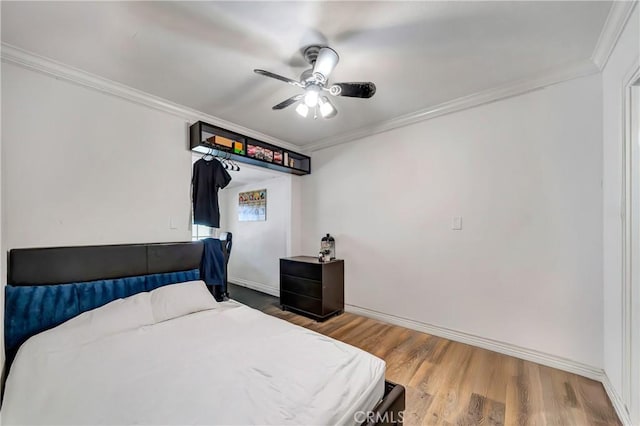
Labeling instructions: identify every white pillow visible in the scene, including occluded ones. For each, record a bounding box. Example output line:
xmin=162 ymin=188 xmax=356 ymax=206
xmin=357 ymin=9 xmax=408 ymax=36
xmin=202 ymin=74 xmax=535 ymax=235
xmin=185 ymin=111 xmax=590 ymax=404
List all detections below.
xmin=150 ymin=280 xmax=218 ymax=323
xmin=85 ymin=291 xmax=155 ymax=332
xmin=60 ymin=291 xmax=155 ymax=334
xmin=25 ymin=292 xmax=155 ymax=351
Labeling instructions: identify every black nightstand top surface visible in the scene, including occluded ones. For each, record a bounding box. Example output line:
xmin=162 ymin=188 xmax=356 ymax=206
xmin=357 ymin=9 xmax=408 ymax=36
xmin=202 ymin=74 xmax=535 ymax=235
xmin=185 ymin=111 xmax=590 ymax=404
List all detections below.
xmin=281 ymin=256 xmax=343 ymax=265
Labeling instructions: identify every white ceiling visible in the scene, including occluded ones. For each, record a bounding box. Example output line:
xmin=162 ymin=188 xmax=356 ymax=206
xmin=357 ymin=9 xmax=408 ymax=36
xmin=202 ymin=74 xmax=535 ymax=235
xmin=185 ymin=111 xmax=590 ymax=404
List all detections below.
xmin=2 ymin=1 xmax=612 ymax=148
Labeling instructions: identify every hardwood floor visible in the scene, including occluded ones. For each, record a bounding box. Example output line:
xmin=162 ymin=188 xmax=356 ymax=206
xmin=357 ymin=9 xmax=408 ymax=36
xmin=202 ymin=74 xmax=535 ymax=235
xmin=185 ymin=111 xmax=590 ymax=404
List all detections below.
xmin=228 ymin=284 xmax=621 ymax=425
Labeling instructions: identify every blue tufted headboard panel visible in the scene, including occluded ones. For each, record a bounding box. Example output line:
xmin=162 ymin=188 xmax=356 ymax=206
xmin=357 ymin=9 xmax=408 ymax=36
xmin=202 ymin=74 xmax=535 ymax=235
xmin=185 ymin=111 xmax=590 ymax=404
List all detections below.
xmin=4 ymin=269 xmax=200 ymax=355
xmin=3 ymin=241 xmax=220 ymax=364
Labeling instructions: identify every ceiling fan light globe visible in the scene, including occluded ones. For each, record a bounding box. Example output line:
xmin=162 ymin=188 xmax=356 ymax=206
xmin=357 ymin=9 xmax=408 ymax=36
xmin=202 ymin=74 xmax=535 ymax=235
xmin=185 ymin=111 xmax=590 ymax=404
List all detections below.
xmin=304 ymin=85 xmax=321 ymax=107
xmin=295 ymin=103 xmax=309 ymax=118
xmin=319 ymin=97 xmax=337 ymax=118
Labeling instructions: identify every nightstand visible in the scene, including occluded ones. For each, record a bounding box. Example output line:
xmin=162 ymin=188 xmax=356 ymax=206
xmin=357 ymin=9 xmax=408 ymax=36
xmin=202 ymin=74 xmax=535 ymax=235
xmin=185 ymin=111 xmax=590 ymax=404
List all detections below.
xmin=280 ymin=256 xmax=344 ymax=321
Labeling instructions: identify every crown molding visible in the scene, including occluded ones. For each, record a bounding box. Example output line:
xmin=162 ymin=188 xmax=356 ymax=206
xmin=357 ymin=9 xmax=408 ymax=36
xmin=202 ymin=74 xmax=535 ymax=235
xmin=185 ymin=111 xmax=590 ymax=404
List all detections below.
xmin=591 ymin=1 xmax=638 ymax=71
xmin=0 ymin=43 xmax=302 ymax=152
xmin=305 ymin=59 xmax=599 ymax=152
xmin=0 ymin=42 xmax=607 ymax=156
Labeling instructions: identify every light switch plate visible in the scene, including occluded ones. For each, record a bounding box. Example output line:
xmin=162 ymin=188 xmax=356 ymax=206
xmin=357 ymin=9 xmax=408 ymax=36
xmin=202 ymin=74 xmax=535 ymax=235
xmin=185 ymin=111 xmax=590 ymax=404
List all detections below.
xmin=169 ymin=216 xmax=178 ymax=230
xmin=452 ymin=216 xmax=463 ymax=230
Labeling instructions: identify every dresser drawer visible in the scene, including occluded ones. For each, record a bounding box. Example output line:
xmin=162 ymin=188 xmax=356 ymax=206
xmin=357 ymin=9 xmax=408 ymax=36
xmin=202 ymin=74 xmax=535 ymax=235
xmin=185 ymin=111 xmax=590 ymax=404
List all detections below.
xmin=280 ymin=274 xmax=322 ymax=299
xmin=280 ymin=259 xmax=322 ymax=281
xmin=281 ymin=291 xmax=322 ymax=315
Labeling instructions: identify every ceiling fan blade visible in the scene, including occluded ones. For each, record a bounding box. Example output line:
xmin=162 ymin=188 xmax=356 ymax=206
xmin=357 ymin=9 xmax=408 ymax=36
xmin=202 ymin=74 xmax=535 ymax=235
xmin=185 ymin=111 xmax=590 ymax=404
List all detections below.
xmin=272 ymin=94 xmax=304 ymax=110
xmin=254 ymin=69 xmax=303 ymax=88
xmin=329 ymin=82 xmax=377 ymax=98
xmin=312 ymin=47 xmax=339 ymax=81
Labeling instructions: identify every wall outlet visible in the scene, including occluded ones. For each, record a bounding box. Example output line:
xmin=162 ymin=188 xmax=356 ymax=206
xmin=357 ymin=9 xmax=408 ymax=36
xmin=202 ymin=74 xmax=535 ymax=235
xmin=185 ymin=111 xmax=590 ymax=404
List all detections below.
xmin=452 ymin=216 xmax=463 ymax=230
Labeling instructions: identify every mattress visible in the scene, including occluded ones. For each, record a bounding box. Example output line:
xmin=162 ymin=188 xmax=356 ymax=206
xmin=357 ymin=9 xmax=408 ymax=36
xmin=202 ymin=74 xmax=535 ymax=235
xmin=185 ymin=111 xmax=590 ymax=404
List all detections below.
xmin=3 ymin=299 xmax=385 ymax=425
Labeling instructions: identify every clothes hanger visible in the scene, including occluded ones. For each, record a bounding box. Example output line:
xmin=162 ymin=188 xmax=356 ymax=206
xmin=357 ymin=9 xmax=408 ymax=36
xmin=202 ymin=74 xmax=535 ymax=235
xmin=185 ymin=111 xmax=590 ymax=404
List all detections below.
xmin=220 ymin=153 xmax=229 ymax=169
xmin=202 ymin=148 xmax=214 ymax=161
xmin=227 ymin=153 xmax=240 ymax=171
xmin=222 ymin=152 xmax=234 ymax=171
xmin=210 ymin=150 xmax=224 ymax=166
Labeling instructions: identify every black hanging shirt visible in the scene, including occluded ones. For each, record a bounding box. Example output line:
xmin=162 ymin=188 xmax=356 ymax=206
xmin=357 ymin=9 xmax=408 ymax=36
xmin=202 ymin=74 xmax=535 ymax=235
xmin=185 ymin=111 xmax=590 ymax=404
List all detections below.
xmin=192 ymin=159 xmax=232 ymax=228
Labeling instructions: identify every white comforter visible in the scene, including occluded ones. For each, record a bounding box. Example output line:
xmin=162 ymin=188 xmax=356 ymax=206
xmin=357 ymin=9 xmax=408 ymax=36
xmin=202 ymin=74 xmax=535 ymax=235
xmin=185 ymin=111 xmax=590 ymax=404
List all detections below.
xmin=2 ymin=300 xmax=385 ymax=425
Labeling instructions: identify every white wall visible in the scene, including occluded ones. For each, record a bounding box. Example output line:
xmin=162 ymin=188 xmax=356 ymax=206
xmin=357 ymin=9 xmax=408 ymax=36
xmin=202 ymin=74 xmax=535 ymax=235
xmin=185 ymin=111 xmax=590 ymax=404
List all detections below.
xmin=1 ymin=61 xmax=195 ymax=374
xmin=301 ymin=73 xmax=604 ymax=368
xmin=1 ymin=62 xmax=193 ymax=252
xmin=602 ymin=4 xmax=639 ymax=422
xmin=220 ymin=175 xmax=294 ymax=295
xmin=0 ymin=19 xmax=4 ymax=374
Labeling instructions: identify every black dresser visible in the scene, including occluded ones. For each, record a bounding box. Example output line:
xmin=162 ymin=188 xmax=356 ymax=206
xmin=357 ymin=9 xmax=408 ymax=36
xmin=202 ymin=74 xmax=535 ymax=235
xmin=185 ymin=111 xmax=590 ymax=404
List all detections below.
xmin=280 ymin=256 xmax=344 ymax=321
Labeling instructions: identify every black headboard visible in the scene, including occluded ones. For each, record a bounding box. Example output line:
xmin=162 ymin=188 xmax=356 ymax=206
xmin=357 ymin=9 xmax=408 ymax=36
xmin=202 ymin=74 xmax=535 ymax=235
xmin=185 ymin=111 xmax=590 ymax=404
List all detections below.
xmin=3 ymin=238 xmax=232 ymax=387
xmin=8 ymin=241 xmax=205 ymax=286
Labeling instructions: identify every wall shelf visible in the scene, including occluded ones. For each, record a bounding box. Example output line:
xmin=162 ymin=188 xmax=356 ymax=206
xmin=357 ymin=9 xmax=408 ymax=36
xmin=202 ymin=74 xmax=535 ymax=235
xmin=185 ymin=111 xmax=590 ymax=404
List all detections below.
xmin=190 ymin=121 xmax=311 ymax=175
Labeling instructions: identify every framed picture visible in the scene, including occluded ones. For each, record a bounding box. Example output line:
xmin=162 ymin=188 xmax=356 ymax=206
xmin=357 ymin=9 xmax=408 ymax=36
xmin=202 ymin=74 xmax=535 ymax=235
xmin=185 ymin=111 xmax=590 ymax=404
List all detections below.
xmin=238 ymin=189 xmax=267 ymax=221
xmin=247 ymin=144 xmax=257 ymax=158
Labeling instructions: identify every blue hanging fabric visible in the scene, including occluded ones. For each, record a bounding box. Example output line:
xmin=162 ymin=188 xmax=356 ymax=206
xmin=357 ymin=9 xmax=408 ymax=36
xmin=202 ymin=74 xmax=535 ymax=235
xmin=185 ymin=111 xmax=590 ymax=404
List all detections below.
xmin=199 ymin=238 xmax=226 ymax=297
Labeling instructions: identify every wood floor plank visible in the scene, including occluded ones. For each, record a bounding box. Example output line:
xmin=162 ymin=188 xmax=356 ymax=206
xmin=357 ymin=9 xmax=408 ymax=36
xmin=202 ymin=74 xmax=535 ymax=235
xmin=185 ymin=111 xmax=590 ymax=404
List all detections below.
xmin=229 ymin=284 xmax=621 ymax=425
xmin=472 ymin=350 xmax=508 ymax=404
xmin=423 ymin=342 xmax=475 ymax=424
xmin=573 ymin=375 xmax=620 ymax=425
xmin=485 ymin=397 xmax=507 ymax=426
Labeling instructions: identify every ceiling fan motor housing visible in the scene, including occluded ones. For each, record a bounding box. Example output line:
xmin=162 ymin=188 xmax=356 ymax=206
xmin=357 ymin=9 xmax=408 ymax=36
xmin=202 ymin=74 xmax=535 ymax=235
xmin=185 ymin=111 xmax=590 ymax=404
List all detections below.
xmin=300 ymin=68 xmax=314 ymax=83
xmin=303 ymin=45 xmax=323 ymax=66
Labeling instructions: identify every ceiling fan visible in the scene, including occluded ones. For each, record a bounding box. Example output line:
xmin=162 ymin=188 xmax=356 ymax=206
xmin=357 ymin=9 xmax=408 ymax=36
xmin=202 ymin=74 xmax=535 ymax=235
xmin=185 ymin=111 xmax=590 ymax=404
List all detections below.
xmin=254 ymin=45 xmax=376 ymax=119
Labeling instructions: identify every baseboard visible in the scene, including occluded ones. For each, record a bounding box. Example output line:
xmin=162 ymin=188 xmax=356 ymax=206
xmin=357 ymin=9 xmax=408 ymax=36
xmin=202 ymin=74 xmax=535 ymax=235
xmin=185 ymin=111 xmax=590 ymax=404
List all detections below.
xmin=229 ymin=277 xmax=279 ymax=298
xmin=601 ymin=372 xmax=633 ymax=426
xmin=345 ymin=304 xmax=603 ymax=381
xmin=223 ymin=286 xmax=630 ymax=423
xmin=346 ymin=304 xmax=632 ymax=424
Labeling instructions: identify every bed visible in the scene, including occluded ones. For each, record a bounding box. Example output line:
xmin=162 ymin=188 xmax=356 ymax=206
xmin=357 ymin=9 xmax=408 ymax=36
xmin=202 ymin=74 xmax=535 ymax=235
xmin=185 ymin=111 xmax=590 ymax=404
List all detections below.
xmin=2 ymin=242 xmax=405 ymax=425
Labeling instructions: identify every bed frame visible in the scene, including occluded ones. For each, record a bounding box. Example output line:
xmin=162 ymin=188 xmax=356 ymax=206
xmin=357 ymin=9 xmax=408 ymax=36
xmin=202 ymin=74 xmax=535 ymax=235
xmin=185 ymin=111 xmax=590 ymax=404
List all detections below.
xmin=4 ymin=241 xmax=405 ymax=425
